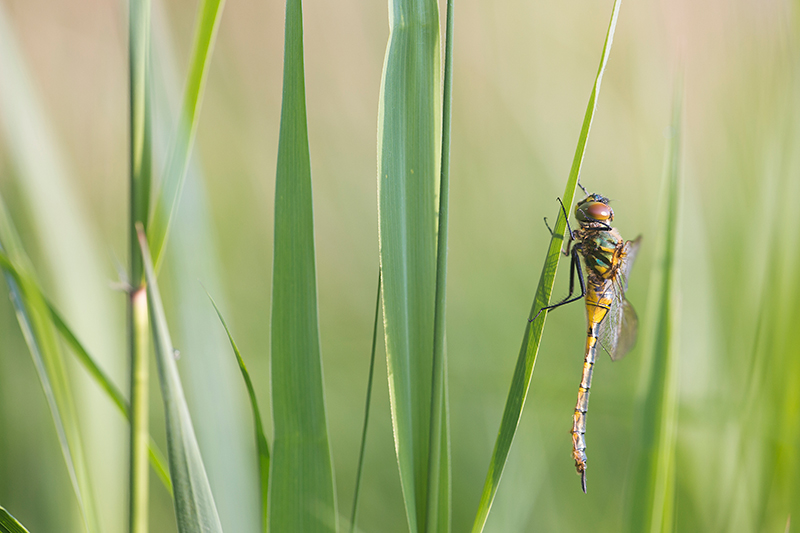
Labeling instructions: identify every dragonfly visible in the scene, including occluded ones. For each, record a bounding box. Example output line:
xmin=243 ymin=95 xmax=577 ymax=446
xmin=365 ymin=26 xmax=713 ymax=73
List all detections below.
xmin=533 ymin=188 xmax=641 ymax=493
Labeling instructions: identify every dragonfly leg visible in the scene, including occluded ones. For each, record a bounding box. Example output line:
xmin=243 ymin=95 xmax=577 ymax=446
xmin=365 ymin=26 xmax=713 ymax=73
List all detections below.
xmin=543 ymin=198 xmax=574 ymax=253
xmin=529 ymin=244 xmax=586 ymax=323
xmin=577 ymin=179 xmax=589 ymax=196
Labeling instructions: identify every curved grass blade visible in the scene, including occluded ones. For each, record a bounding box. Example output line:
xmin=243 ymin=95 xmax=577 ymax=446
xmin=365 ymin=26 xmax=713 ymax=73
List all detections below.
xmin=624 ymin=80 xmax=682 ymax=533
xmin=148 ymin=0 xmax=226 ymax=272
xmin=424 ymin=0 xmax=455 ymax=530
xmin=377 ymin=0 xmax=441 ymax=529
xmin=0 ymin=250 xmax=172 ymax=492
xmin=0 ymin=200 xmax=100 ymax=533
xmin=137 ymin=226 xmax=223 ymax=533
xmin=349 ymin=270 xmax=382 ymax=533
xmin=471 ymin=1 xmax=622 ymax=530
xmin=0 ymin=506 xmax=30 ymax=533
xmin=269 ymin=0 xmax=337 ymax=530
xmin=206 ymin=290 xmax=270 ymax=533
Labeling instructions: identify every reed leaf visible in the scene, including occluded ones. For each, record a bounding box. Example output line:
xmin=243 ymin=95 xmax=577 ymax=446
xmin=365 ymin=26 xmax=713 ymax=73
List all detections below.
xmin=207 ymin=291 xmax=270 ymax=533
xmin=137 ymin=227 xmax=223 ymax=533
xmin=269 ymin=0 xmax=337 ymax=529
xmin=377 ymin=0 xmax=443 ymax=528
xmin=0 ymin=199 xmax=100 ymax=533
xmin=471 ymin=1 xmax=622 ymax=530
xmin=148 ymin=0 xmax=227 ymax=272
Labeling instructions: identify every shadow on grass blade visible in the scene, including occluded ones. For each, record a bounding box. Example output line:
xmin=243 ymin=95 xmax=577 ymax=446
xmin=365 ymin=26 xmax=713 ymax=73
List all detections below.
xmin=471 ymin=0 xmax=623 ymax=530
xmin=137 ymin=225 xmax=223 ymax=533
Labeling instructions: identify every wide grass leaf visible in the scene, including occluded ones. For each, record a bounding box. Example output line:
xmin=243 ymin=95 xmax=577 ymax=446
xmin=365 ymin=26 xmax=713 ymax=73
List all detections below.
xmin=137 ymin=227 xmax=223 ymax=533
xmin=269 ymin=0 xmax=337 ymax=530
xmin=471 ymin=1 xmax=622 ymax=530
xmin=377 ymin=0 xmax=443 ymax=529
xmin=624 ymin=82 xmax=682 ymax=533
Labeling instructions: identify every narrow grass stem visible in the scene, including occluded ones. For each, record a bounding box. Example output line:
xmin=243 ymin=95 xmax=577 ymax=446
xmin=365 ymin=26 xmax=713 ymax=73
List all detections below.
xmin=129 ymin=288 xmax=150 ymax=533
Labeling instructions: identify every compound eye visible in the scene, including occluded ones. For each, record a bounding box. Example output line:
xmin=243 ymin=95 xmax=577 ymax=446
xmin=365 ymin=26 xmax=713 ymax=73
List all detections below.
xmin=587 ymin=202 xmax=612 ymax=221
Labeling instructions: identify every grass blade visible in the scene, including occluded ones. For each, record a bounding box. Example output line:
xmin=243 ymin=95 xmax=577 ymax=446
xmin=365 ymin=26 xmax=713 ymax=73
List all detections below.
xmin=0 ymin=506 xmax=30 ymax=533
xmin=625 ymin=80 xmax=683 ymax=533
xmin=0 ymin=199 xmax=100 ymax=533
xmin=137 ymin=226 xmax=223 ymax=533
xmin=269 ymin=0 xmax=337 ymax=529
xmin=377 ymin=0 xmax=441 ymax=529
xmin=148 ymin=0 xmax=226 ymax=271
xmin=424 ymin=0 xmax=455 ymax=529
xmin=206 ymin=291 xmax=270 ymax=533
xmin=0 ymin=250 xmax=172 ymax=492
xmin=349 ymin=270 xmax=382 ymax=533
xmin=470 ymin=1 xmax=622 ymax=530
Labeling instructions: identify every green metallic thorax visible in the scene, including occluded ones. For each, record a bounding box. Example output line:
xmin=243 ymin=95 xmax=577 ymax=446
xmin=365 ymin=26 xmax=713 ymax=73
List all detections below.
xmin=575 ymin=227 xmax=624 ymax=281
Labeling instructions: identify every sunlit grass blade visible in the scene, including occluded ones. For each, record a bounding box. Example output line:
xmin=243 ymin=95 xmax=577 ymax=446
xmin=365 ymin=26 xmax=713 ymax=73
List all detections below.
xmin=206 ymin=290 xmax=270 ymax=532
xmin=0 ymin=250 xmax=172 ymax=492
xmin=137 ymin=226 xmax=223 ymax=533
xmin=269 ymin=0 xmax=337 ymax=530
xmin=424 ymin=0 xmax=455 ymax=530
xmin=349 ymin=270 xmax=382 ymax=533
xmin=0 ymin=506 xmax=30 ymax=533
xmin=377 ymin=0 xmax=441 ymax=529
xmin=148 ymin=0 xmax=226 ymax=272
xmin=470 ymin=1 xmax=622 ymax=530
xmin=0 ymin=199 xmax=100 ymax=533
xmin=624 ymin=80 xmax=682 ymax=533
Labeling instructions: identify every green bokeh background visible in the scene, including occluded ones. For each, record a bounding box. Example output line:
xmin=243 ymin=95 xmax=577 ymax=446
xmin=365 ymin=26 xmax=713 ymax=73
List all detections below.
xmin=0 ymin=0 xmax=797 ymax=531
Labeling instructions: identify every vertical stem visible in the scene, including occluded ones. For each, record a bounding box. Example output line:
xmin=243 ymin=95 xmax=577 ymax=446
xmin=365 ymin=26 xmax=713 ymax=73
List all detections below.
xmin=129 ymin=0 xmax=152 ymax=531
xmin=129 ymin=288 xmax=150 ymax=533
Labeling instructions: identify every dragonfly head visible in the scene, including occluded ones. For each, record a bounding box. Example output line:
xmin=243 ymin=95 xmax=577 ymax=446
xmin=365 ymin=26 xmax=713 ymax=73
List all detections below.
xmin=575 ymin=194 xmax=614 ymax=227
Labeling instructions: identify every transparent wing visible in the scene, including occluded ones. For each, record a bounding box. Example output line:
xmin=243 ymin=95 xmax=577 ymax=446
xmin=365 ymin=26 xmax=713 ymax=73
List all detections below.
xmin=598 ymin=237 xmax=641 ymax=361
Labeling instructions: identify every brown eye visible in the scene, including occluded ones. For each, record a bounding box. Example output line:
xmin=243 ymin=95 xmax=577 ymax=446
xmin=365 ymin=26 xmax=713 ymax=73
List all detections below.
xmin=587 ymin=202 xmax=611 ymax=220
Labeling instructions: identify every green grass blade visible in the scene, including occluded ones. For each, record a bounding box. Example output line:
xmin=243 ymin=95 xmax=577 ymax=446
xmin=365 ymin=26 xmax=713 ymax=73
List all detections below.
xmin=0 ymin=250 xmax=172 ymax=492
xmin=148 ymin=0 xmax=226 ymax=272
xmin=349 ymin=270 xmax=382 ymax=533
xmin=0 ymin=506 xmax=30 ymax=533
xmin=269 ymin=0 xmax=337 ymax=530
xmin=625 ymin=81 xmax=683 ymax=533
xmin=0 ymin=200 xmax=100 ymax=533
xmin=424 ymin=0 xmax=455 ymax=530
xmin=377 ymin=0 xmax=441 ymax=529
xmin=470 ymin=1 xmax=622 ymax=530
xmin=206 ymin=291 xmax=270 ymax=533
xmin=137 ymin=227 xmax=223 ymax=533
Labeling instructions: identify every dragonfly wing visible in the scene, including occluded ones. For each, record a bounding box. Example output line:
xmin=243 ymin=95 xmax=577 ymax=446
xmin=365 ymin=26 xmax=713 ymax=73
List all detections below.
xmin=598 ymin=255 xmax=640 ymax=361
xmin=611 ymin=298 xmax=638 ymax=361
xmin=619 ymin=236 xmax=642 ymax=291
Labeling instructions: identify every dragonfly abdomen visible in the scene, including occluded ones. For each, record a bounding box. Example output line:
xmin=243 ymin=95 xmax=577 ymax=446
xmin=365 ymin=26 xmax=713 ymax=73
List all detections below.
xmin=572 ymin=279 xmax=613 ymax=492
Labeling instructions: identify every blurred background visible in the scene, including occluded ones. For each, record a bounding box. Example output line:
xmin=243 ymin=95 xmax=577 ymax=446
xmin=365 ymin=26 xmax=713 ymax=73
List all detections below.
xmin=0 ymin=0 xmax=797 ymax=531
